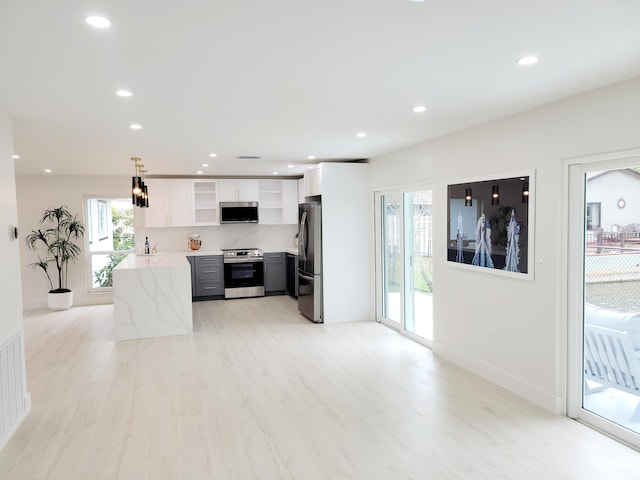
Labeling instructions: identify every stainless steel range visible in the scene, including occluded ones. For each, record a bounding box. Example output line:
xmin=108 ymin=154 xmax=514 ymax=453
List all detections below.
xmin=222 ymin=248 xmax=265 ymax=299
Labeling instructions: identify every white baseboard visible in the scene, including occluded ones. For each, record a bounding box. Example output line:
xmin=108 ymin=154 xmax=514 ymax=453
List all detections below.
xmin=433 ymin=341 xmax=564 ymax=414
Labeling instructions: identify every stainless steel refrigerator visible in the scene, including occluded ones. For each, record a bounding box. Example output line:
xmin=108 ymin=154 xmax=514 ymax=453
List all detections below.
xmin=298 ymin=202 xmax=322 ymax=322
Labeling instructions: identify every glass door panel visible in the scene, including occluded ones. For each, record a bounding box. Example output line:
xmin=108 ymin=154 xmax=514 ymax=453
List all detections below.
xmin=382 ymin=193 xmax=402 ymax=324
xmin=582 ymin=165 xmax=640 ymax=437
xmin=406 ymin=190 xmax=433 ymax=341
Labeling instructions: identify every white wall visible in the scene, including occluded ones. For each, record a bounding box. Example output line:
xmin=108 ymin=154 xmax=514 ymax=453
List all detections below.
xmin=0 ymin=111 xmax=29 ymax=448
xmin=320 ymin=162 xmax=371 ymax=323
xmin=16 ymin=175 xmax=130 ymax=309
xmin=0 ymin=114 xmax=23 ymax=341
xmin=369 ymin=76 xmax=640 ymax=413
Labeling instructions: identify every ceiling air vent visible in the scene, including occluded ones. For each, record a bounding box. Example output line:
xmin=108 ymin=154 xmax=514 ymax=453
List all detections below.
xmin=237 ymin=155 xmax=261 ymax=160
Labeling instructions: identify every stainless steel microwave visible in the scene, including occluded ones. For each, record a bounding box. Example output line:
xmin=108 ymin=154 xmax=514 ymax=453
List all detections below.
xmin=219 ymin=201 xmax=259 ymax=224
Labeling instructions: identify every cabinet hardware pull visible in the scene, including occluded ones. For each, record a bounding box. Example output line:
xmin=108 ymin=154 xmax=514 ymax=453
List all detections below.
xmin=204 ymin=286 xmax=217 ymax=290
xmin=203 ymin=270 xmax=217 ymax=273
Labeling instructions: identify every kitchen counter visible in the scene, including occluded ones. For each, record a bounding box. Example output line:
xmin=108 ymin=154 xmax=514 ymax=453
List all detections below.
xmin=183 ymin=247 xmax=298 ymax=256
xmin=113 ymin=253 xmax=193 ymax=341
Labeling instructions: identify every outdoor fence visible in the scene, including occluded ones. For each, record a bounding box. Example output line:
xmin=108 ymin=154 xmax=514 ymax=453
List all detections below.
xmin=585 ymin=241 xmax=640 ymax=312
xmin=585 ymin=229 xmax=640 ymax=253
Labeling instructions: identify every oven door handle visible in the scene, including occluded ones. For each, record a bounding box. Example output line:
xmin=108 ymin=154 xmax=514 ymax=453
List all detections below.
xmin=223 ymin=258 xmax=264 ymax=264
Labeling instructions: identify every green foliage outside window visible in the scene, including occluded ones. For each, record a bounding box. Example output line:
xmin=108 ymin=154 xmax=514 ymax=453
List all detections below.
xmin=94 ymin=205 xmax=134 ymax=287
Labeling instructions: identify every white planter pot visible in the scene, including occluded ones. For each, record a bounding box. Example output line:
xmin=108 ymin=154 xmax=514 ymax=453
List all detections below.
xmin=48 ymin=291 xmax=73 ymax=310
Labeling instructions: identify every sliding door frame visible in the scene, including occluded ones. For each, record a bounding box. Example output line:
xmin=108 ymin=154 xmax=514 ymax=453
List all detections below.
xmin=565 ymin=147 xmax=640 ymax=449
xmin=374 ymin=184 xmax=434 ymax=348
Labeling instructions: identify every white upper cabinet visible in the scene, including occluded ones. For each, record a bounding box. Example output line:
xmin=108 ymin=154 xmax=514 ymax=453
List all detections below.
xmin=258 ymin=179 xmax=298 ymax=224
xmin=304 ymin=166 xmax=322 ymax=197
xmin=192 ymin=179 xmax=219 ymax=225
xmin=298 ymin=178 xmax=305 ymax=204
xmin=143 ymin=178 xmax=168 ymax=227
xmin=219 ymin=179 xmax=258 ymax=202
xmin=144 ymin=178 xmax=193 ymax=227
xmin=143 ymin=177 xmax=300 ymax=227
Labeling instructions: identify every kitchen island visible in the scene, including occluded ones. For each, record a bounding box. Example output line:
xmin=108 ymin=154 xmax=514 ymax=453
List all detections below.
xmin=113 ymin=253 xmax=193 ymax=341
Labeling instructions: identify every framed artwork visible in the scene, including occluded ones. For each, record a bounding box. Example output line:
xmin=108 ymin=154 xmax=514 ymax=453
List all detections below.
xmin=97 ymin=199 xmax=108 ymax=241
xmin=446 ymin=171 xmax=535 ymax=280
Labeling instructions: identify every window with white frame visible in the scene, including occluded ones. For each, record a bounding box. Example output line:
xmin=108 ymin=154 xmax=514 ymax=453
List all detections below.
xmin=85 ymin=197 xmax=134 ymax=291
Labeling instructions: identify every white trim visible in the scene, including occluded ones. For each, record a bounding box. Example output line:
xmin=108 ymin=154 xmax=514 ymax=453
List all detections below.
xmin=563 ymin=146 xmax=640 ymax=165
xmin=577 ymin=409 xmax=640 ymax=451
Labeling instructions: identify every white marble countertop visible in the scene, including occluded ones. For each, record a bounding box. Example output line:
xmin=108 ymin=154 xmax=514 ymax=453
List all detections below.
xmin=182 ymin=247 xmax=299 ymax=256
xmin=115 ymin=252 xmax=191 ymax=270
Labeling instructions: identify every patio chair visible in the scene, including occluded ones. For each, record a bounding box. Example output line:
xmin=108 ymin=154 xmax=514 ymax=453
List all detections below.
xmin=584 ymin=304 xmax=640 ymax=422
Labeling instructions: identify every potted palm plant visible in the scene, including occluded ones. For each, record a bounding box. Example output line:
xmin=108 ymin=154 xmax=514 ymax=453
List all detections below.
xmin=25 ymin=206 xmax=85 ymax=310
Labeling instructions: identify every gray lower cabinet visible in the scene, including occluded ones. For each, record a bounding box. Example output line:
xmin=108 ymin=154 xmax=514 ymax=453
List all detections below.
xmin=189 ymin=255 xmax=224 ymax=300
xmin=264 ymin=252 xmax=286 ymax=295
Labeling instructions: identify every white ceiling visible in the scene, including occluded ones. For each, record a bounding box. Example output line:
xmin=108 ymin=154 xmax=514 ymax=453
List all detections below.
xmin=2 ymin=1 xmax=640 ymax=178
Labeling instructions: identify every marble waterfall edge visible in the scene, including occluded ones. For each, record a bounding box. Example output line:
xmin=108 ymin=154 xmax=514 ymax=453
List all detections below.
xmin=113 ymin=253 xmax=193 ymax=341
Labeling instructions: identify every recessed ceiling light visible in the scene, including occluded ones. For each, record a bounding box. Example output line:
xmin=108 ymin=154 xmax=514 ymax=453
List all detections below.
xmin=288 ymin=164 xmax=294 ymax=168
xmin=209 ymin=153 xmax=217 ymax=158
xmin=129 ymin=123 xmax=142 ymax=130
xmin=307 ymin=155 xmax=315 ymax=160
xmin=202 ymin=163 xmax=209 ymax=167
xmin=517 ymin=55 xmax=539 ymax=66
xmin=196 ymin=171 xmax=203 ymax=175
xmin=115 ymin=90 xmax=132 ymax=97
xmin=273 ymin=172 xmax=278 ymax=175
xmin=356 ymin=132 xmax=366 ymax=138
xmin=12 ymin=154 xmax=19 ymax=159
xmin=412 ymin=105 xmax=427 ymax=113
xmin=84 ymin=16 xmax=111 ymax=28
xmin=44 ymin=169 xmax=52 ymax=173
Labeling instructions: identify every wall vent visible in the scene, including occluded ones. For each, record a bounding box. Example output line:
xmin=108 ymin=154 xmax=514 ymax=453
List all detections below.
xmin=0 ymin=332 xmax=27 ymax=446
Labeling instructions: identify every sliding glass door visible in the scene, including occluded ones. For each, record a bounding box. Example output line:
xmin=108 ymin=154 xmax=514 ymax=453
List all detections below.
xmin=568 ymin=154 xmax=640 ymax=449
xmin=378 ymin=188 xmax=433 ymax=343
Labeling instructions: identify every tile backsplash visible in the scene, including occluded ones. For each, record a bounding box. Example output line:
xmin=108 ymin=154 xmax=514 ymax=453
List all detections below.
xmin=136 ymin=223 xmax=297 ymax=254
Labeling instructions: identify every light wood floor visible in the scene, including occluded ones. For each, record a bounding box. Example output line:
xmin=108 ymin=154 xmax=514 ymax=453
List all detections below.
xmin=0 ymin=296 xmax=638 ymax=479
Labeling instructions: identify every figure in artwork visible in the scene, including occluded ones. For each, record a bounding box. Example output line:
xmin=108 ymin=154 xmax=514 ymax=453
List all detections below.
xmin=503 ymin=209 xmax=520 ymax=272
xmin=471 ymin=213 xmax=494 ymax=268
xmin=456 ymin=211 xmax=464 ymax=263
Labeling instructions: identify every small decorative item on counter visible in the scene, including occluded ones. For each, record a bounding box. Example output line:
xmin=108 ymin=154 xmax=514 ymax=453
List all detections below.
xmin=144 ymin=236 xmax=150 ymax=254
xmin=188 ymin=233 xmax=202 ymax=251
xmin=152 ymin=245 xmax=158 ymax=254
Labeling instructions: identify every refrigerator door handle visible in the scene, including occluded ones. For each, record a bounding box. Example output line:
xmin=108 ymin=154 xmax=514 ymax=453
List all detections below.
xmin=300 ymin=210 xmax=308 ymax=261
xmin=298 ymin=272 xmax=314 ymax=281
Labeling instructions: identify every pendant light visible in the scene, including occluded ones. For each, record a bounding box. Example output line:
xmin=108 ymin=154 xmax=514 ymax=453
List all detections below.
xmin=131 ymin=157 xmax=150 ymax=208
